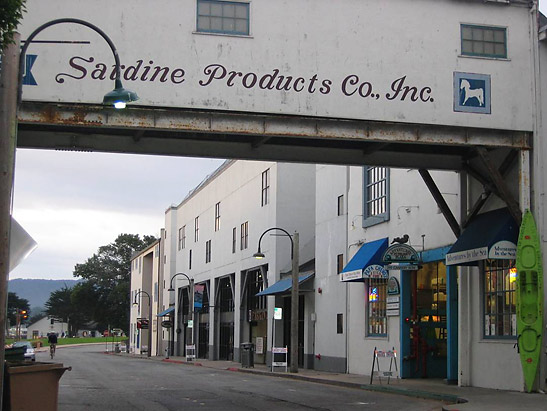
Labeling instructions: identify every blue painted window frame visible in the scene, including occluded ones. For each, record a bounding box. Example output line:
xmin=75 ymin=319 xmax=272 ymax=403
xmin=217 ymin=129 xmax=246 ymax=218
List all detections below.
xmin=482 ymin=259 xmax=517 ymax=340
xmin=362 ymin=166 xmax=390 ymax=228
xmin=367 ymin=278 xmax=388 ymax=337
xmin=197 ymin=0 xmax=250 ymax=36
xmin=460 ymin=24 xmax=507 ymax=59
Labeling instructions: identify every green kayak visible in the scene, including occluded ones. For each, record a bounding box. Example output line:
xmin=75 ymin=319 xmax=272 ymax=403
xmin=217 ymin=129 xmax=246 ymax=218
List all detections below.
xmin=516 ymin=209 xmax=543 ymax=393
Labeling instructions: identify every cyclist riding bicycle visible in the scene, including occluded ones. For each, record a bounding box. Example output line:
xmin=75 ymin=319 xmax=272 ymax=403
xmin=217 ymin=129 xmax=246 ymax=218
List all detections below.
xmin=47 ymin=333 xmax=58 ymax=358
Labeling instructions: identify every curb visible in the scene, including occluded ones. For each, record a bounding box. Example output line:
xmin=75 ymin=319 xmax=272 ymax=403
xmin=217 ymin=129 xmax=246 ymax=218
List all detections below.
xmin=233 ymin=367 xmax=465 ymax=405
xmin=115 ymin=353 xmax=466 ymax=406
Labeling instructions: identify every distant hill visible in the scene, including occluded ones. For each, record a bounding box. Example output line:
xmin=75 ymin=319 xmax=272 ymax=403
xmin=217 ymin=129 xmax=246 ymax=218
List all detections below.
xmin=8 ymin=278 xmax=80 ymax=310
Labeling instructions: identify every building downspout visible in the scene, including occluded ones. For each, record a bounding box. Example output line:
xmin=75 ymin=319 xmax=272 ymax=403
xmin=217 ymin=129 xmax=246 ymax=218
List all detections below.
xmin=529 ymin=0 xmax=546 ymax=391
xmin=345 ymin=165 xmax=350 ymax=374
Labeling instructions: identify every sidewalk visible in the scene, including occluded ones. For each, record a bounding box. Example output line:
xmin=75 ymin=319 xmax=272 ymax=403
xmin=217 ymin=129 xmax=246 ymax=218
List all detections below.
xmin=119 ymin=352 xmax=546 ymax=411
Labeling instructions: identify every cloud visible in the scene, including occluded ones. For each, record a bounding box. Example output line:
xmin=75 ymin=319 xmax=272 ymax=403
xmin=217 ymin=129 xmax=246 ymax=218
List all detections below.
xmin=12 ymin=149 xmax=225 ymax=279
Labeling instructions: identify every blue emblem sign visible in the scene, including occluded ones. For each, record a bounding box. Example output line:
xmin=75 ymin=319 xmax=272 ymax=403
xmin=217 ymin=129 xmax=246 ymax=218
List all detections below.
xmin=453 ymin=72 xmax=491 ymax=114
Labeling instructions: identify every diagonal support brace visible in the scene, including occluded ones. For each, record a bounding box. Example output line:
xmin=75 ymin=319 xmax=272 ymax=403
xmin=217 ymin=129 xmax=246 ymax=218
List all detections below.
xmin=419 ymin=169 xmax=461 ymax=238
xmin=475 ymin=147 xmax=522 ymax=225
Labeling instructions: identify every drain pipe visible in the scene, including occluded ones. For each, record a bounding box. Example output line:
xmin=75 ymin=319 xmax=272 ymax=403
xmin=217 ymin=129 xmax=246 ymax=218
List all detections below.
xmin=345 ymin=165 xmax=350 ymax=373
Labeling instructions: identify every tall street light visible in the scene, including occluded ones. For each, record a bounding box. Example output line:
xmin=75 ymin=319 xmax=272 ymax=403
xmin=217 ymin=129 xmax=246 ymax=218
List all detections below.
xmin=254 ymin=228 xmax=300 ymax=373
xmin=168 ymin=273 xmax=193 ymax=357
xmin=133 ymin=290 xmax=152 ymax=358
xmin=0 ymin=18 xmax=139 ymax=406
xmin=17 ymin=18 xmax=139 ymax=108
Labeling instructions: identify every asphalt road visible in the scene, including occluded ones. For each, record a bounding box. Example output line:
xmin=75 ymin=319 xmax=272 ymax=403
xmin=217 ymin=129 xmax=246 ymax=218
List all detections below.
xmin=42 ymin=345 xmax=445 ymax=411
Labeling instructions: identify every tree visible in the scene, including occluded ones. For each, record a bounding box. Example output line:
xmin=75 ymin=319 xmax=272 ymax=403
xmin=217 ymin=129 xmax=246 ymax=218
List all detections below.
xmin=45 ymin=285 xmax=89 ymax=336
xmin=73 ymin=234 xmax=156 ymax=332
xmin=7 ymin=292 xmax=30 ymax=326
xmin=0 ymin=0 xmax=26 ymax=52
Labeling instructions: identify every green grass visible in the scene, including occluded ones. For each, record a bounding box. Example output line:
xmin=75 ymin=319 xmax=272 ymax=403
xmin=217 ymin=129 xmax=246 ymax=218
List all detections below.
xmin=6 ymin=336 xmax=128 ymax=348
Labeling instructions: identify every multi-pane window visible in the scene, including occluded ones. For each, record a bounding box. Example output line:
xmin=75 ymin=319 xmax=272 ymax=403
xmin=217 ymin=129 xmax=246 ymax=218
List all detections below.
xmin=197 ymin=0 xmax=250 ymax=36
xmin=194 ymin=217 xmax=199 ymax=242
xmin=367 ymin=278 xmax=387 ymax=336
xmin=261 ymin=169 xmax=270 ymax=206
xmin=178 ymin=226 xmax=186 ymax=250
xmin=240 ymin=221 xmax=248 ymax=250
xmin=363 ymin=166 xmax=389 ymax=227
xmin=337 ymin=195 xmax=344 ymax=216
xmin=461 ymin=24 xmax=507 ymax=59
xmin=215 ymin=202 xmax=221 ymax=231
xmin=232 ymin=227 xmax=237 ymax=254
xmin=205 ymin=240 xmax=212 ymax=263
xmin=337 ymin=254 xmax=344 ymax=274
xmin=484 ymin=259 xmax=517 ymax=338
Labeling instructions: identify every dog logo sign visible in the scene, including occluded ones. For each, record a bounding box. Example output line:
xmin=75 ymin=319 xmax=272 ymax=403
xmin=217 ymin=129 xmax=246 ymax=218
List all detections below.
xmin=453 ymin=72 xmax=491 ymax=114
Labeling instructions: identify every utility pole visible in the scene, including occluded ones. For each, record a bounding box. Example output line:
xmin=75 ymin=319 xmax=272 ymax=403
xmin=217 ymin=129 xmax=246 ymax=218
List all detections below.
xmin=290 ymin=232 xmax=299 ymax=373
xmin=0 ymin=34 xmax=21 ymax=411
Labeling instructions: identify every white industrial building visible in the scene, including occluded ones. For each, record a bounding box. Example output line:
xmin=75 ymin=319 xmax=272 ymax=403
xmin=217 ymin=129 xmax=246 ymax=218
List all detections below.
xmin=17 ymin=0 xmax=547 ymax=394
xmin=163 ymin=160 xmax=316 ymax=364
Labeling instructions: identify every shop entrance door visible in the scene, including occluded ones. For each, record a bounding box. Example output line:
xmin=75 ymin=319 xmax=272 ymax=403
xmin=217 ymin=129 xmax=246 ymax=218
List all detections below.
xmin=402 ymin=262 xmax=448 ymax=379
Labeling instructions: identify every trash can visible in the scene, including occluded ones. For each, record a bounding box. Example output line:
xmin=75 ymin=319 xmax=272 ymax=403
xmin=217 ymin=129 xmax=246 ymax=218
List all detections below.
xmin=3 ymin=362 xmax=71 ymax=411
xmin=240 ymin=342 xmax=254 ymax=368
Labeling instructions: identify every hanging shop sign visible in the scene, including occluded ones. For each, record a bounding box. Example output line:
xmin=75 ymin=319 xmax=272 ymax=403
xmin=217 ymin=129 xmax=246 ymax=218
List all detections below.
xmin=194 ymin=284 xmax=205 ymax=309
xmin=137 ymin=318 xmax=149 ymax=330
xmin=249 ymin=309 xmax=268 ymax=322
xmin=382 ymin=244 xmax=420 ymax=264
xmin=387 ymin=277 xmax=400 ymax=295
xmin=363 ymin=264 xmax=389 ymax=279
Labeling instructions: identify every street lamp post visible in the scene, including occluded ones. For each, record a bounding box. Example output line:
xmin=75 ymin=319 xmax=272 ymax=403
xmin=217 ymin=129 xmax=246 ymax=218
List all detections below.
xmin=254 ymin=228 xmax=300 ymax=373
xmin=168 ymin=273 xmax=193 ymax=357
xmin=0 ymin=18 xmax=139 ymax=407
xmin=133 ymin=290 xmax=152 ymax=358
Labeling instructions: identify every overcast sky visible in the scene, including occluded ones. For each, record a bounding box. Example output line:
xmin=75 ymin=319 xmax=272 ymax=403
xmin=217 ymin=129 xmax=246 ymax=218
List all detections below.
xmin=10 ymin=150 xmax=225 ymax=280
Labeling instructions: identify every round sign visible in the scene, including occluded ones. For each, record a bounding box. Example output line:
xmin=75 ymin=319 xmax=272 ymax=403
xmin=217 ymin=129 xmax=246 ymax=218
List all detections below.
xmin=161 ymin=320 xmax=173 ymax=328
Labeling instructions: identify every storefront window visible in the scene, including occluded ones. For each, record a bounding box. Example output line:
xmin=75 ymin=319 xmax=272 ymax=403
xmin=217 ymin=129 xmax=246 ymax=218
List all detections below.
xmin=483 ymin=259 xmax=516 ymax=338
xmin=367 ymin=278 xmax=387 ymax=336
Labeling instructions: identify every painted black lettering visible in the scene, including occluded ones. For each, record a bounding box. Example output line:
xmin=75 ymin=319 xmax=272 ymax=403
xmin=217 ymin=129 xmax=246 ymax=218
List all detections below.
xmin=55 ymin=56 xmax=91 ymax=83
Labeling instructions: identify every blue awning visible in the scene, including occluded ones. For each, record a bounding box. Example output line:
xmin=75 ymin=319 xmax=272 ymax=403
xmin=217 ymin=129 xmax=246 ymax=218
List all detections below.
xmin=446 ymin=208 xmax=518 ymax=266
xmin=157 ymin=307 xmax=175 ymax=317
xmin=256 ymin=272 xmax=314 ymax=297
xmin=340 ymin=237 xmax=389 ymax=282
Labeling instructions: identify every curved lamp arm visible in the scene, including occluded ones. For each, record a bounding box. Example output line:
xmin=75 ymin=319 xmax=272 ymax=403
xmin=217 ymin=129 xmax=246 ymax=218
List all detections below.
xmin=18 ymin=18 xmax=138 ymax=108
xmin=168 ymin=272 xmax=192 ymax=291
xmin=133 ymin=290 xmax=151 ymax=305
xmin=254 ymin=227 xmax=293 ymax=259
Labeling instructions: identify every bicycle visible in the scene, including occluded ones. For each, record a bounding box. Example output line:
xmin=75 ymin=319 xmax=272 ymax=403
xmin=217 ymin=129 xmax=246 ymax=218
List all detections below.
xmin=49 ymin=343 xmax=56 ymax=359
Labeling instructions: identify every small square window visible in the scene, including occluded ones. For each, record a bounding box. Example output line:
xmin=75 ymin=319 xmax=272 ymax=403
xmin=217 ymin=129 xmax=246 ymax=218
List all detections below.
xmin=460 ymin=24 xmax=507 ymax=59
xmin=197 ymin=0 xmax=250 ymax=36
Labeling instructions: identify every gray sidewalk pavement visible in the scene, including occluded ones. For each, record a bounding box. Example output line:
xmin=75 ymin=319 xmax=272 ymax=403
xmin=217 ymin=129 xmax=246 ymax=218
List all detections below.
xmin=117 ymin=352 xmax=546 ymax=411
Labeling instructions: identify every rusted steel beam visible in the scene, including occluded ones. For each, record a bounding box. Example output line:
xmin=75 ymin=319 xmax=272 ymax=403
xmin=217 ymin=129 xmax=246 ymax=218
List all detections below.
xmin=18 ymin=101 xmax=530 ymax=149
xmin=418 ymin=169 xmax=461 ymax=238
xmin=475 ymin=147 xmax=522 ymax=225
